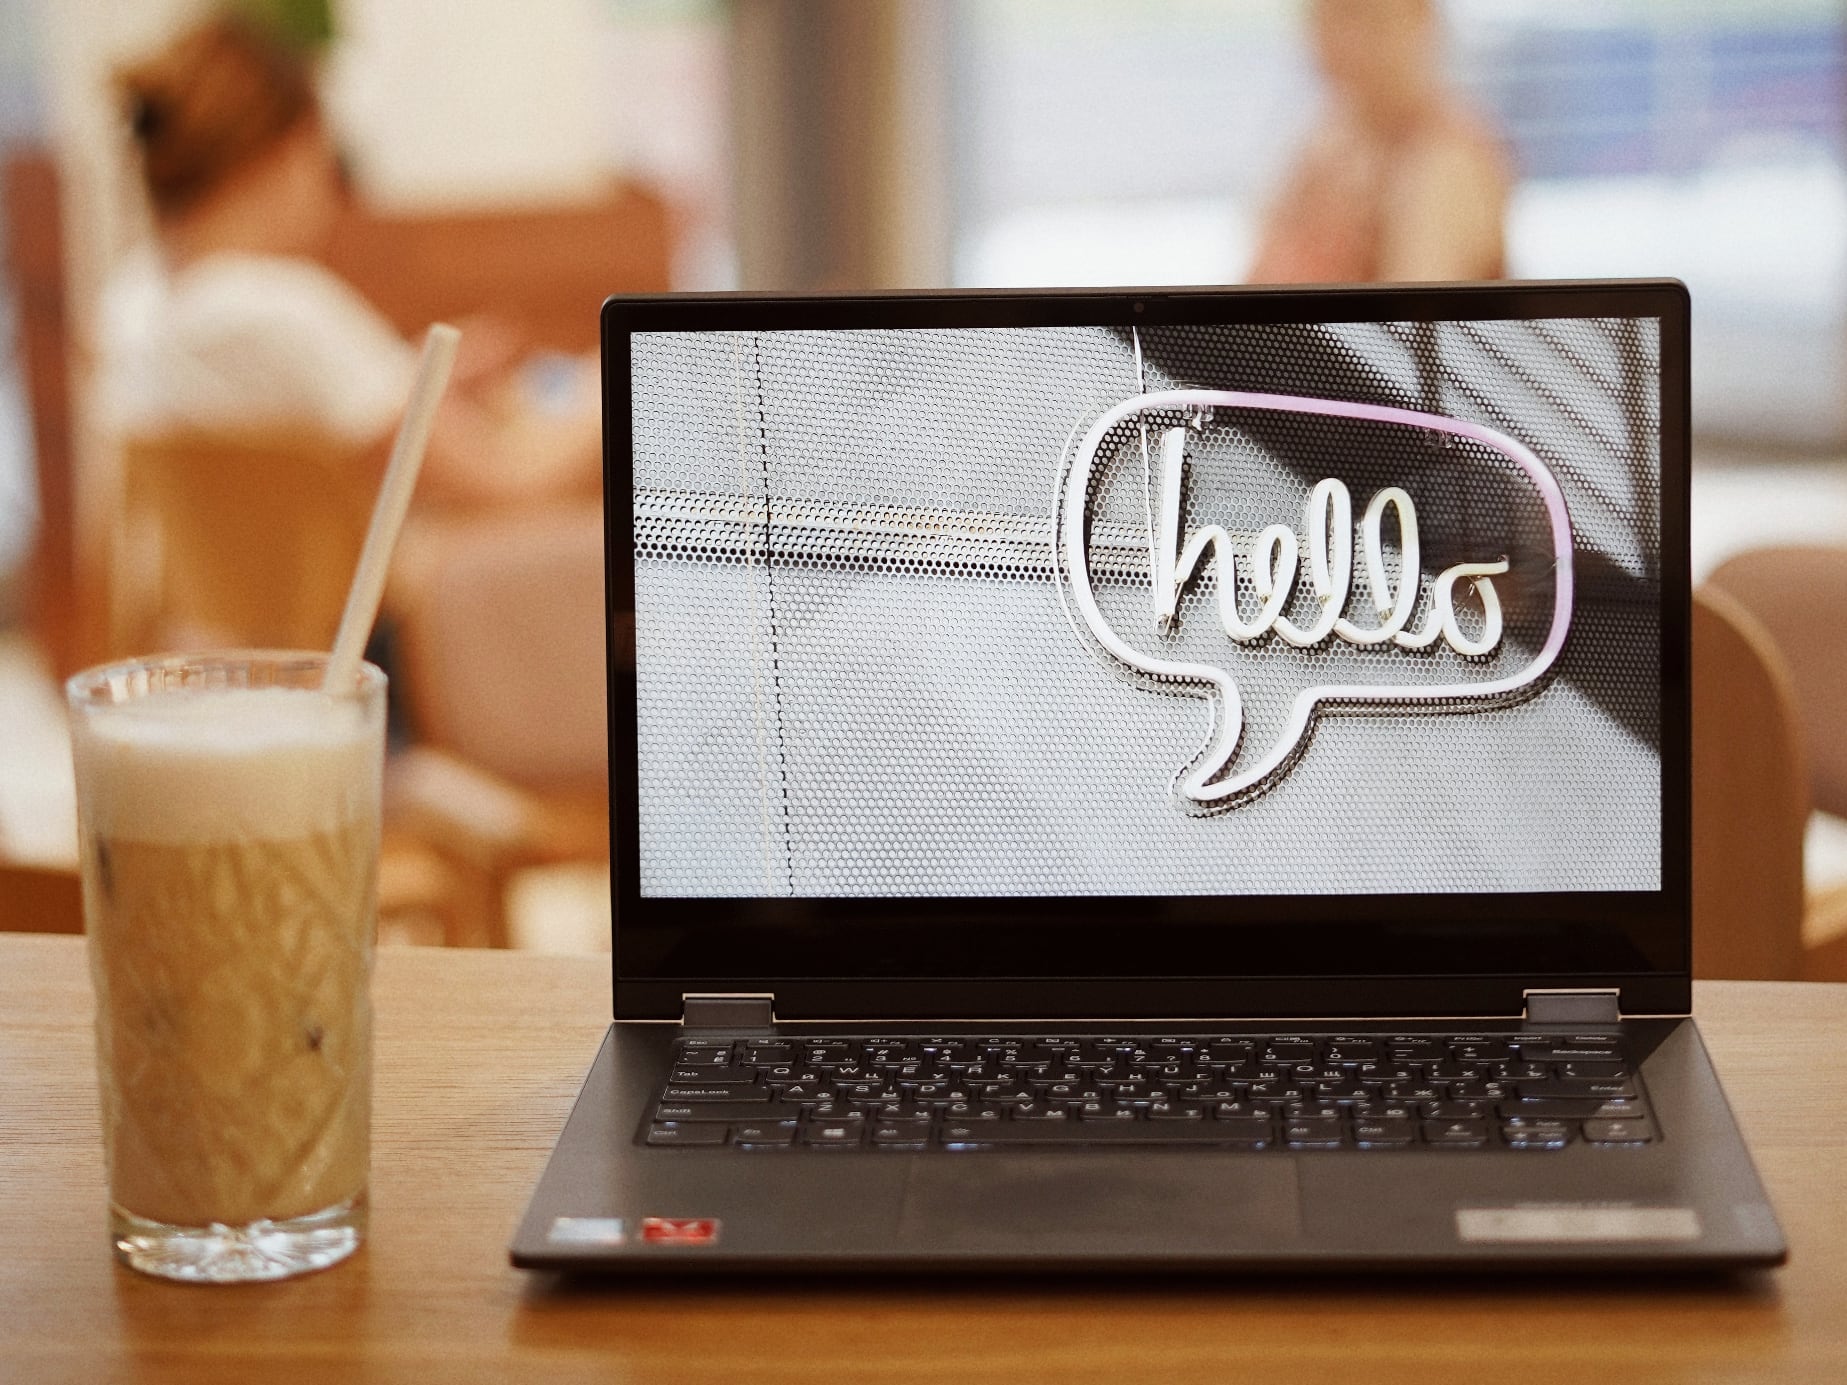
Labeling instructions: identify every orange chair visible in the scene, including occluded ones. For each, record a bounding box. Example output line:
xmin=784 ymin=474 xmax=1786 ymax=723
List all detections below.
xmin=388 ymin=504 xmax=609 ymax=947
xmin=1691 ymin=586 xmax=1809 ymax=979
xmin=110 ymin=430 xmax=374 ymax=659
xmin=1705 ymin=545 xmax=1847 ymax=818
xmin=1703 ymin=548 xmax=1847 ymax=979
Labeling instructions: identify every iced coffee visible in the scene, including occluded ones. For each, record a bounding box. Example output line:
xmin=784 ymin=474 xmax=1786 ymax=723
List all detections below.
xmin=68 ymin=652 xmax=384 ymax=1283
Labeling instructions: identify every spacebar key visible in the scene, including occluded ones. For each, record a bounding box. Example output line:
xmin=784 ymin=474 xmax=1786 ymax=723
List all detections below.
xmin=941 ymin=1122 xmax=1266 ymax=1145
xmin=654 ymin=1101 xmax=797 ymax=1123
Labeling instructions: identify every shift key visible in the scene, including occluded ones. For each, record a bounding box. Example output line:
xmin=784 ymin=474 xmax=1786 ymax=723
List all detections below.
xmin=654 ymin=1101 xmax=792 ymax=1122
xmin=1499 ymin=1098 xmax=1645 ymax=1120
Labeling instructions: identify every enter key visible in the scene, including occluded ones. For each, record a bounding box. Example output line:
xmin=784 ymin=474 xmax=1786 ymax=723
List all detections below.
xmin=1514 ymin=1077 xmax=1638 ymax=1100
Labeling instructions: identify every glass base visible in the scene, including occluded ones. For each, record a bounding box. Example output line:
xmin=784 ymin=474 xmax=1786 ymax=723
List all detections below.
xmin=111 ymin=1194 xmax=365 ymax=1283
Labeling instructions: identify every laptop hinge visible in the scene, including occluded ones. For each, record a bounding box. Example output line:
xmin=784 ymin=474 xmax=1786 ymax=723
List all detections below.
xmin=1522 ymin=988 xmax=1622 ymax=1025
xmin=681 ymin=993 xmax=776 ymax=1028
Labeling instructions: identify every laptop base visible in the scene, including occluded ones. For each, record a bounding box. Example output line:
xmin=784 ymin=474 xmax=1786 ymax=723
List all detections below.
xmin=510 ymin=1017 xmax=1785 ymax=1274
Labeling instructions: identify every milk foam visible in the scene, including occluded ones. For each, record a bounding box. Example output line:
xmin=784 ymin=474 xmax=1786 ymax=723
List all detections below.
xmin=75 ymin=687 xmax=381 ymax=845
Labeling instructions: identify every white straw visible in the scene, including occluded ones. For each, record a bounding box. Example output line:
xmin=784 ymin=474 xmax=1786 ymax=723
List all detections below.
xmin=324 ymin=323 xmax=461 ymax=692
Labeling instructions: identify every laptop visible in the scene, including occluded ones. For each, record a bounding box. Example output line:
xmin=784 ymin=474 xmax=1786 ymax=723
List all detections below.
xmin=511 ymin=280 xmax=1787 ymax=1273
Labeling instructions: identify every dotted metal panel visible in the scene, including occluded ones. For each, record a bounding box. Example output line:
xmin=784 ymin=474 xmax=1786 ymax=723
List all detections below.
xmin=631 ymin=320 xmax=1661 ymax=898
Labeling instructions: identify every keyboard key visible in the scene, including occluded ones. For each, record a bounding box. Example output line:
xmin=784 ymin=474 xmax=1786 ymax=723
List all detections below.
xmin=871 ymin=1123 xmax=932 ymax=1144
xmin=1422 ymin=1120 xmax=1489 ymax=1147
xmin=1451 ymin=1042 xmax=1512 ymax=1062
xmin=1350 ymin=1102 xmax=1417 ymax=1122
xmin=1583 ymin=1118 xmax=1654 ymax=1145
xmin=672 ymin=1048 xmax=735 ymax=1071
xmin=1352 ymin=1119 xmax=1416 ymax=1145
xmin=1556 ymin=1060 xmax=1628 ymax=1080
xmin=1177 ymin=1085 xmax=1244 ymax=1103
xmin=730 ymin=1122 xmax=796 ymax=1144
xmin=1515 ymin=1078 xmax=1638 ymax=1100
xmin=1147 ymin=1103 xmax=1204 ymax=1121
xmin=1282 ymin=1117 xmax=1343 ymax=1142
xmin=1212 ymin=1101 xmax=1272 ymax=1120
xmin=1501 ymin=1126 xmax=1572 ymax=1150
xmin=773 ymin=1083 xmax=828 ymax=1101
xmin=1264 ymin=1041 xmax=1318 ymax=1061
xmin=653 ymin=1101 xmax=794 ymax=1123
xmin=1311 ymin=1079 xmax=1369 ymax=1101
xmin=660 ymin=1084 xmax=764 ymax=1102
xmin=1526 ymin=1044 xmax=1620 ymax=1062
xmin=739 ymin=1042 xmax=794 ymax=1061
xmin=1421 ymin=1100 xmax=1491 ymax=1120
xmin=1245 ymin=1082 xmax=1312 ymax=1102
xmin=647 ymin=1122 xmax=727 ymax=1146
xmin=944 ymin=1122 xmax=1269 ymax=1146
xmin=670 ymin=1066 xmax=754 ymax=1083
xmin=1388 ymin=1040 xmax=1446 ymax=1062
xmin=1281 ymin=1103 xmax=1342 ymax=1122
xmin=1499 ymin=1098 xmax=1645 ymax=1121
xmin=1325 ymin=1042 xmax=1382 ymax=1063
xmin=802 ymin=1122 xmax=866 ymax=1147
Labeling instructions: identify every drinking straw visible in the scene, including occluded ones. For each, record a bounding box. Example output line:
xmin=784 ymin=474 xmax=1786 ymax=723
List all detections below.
xmin=324 ymin=323 xmax=461 ymax=692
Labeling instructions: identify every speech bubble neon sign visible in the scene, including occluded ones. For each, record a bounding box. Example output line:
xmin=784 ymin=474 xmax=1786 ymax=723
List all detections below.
xmin=1055 ymin=390 xmax=1575 ymax=807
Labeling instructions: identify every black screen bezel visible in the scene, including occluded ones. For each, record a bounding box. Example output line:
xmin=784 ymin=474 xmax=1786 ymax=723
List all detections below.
xmin=603 ymin=281 xmax=1692 ymax=1020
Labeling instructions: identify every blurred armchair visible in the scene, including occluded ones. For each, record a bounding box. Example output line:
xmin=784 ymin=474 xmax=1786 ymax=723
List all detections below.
xmin=1704 ymin=545 xmax=1847 ymax=979
xmin=110 ymin=429 xmax=373 ymax=658
xmin=1691 ymin=586 xmax=1809 ymax=979
xmin=387 ymin=504 xmax=609 ymax=947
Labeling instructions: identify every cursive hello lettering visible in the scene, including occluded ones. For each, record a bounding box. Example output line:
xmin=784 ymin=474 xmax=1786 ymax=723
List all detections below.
xmin=1151 ymin=425 xmax=1508 ymax=657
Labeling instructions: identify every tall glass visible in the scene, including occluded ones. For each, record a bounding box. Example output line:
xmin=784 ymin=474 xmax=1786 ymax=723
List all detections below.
xmin=67 ymin=652 xmax=384 ymax=1283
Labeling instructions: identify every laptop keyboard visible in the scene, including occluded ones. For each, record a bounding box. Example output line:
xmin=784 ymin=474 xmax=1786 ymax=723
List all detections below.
xmin=643 ymin=1031 xmax=1653 ymax=1152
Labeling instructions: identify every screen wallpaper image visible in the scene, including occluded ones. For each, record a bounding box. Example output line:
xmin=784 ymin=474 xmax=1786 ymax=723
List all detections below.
xmin=630 ymin=319 xmax=1663 ymax=898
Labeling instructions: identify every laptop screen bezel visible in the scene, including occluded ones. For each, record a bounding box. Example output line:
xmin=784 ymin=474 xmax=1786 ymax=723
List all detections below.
xmin=602 ymin=280 xmax=1692 ymax=1021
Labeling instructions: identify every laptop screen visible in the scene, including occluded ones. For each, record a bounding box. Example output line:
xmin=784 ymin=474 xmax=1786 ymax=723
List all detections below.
xmin=606 ymin=286 xmax=1689 ymax=1016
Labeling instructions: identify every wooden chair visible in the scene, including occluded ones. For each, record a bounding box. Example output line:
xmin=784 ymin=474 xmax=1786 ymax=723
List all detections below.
xmin=3 ymin=148 xmax=90 ymax=680
xmin=1703 ymin=547 xmax=1847 ymax=980
xmin=322 ymin=180 xmax=672 ymax=355
xmin=1705 ymin=546 xmax=1847 ymax=818
xmin=109 ymin=430 xmax=375 ymax=659
xmin=1690 ymin=585 xmax=1810 ymax=979
xmin=388 ymin=504 xmax=609 ymax=947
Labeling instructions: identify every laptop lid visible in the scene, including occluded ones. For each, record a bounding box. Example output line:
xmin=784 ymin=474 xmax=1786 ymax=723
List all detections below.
xmin=603 ymin=282 xmax=1690 ymax=1022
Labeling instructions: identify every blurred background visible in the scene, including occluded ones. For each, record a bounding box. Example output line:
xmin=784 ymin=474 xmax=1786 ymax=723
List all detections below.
xmin=3 ymin=0 xmax=1846 ymax=972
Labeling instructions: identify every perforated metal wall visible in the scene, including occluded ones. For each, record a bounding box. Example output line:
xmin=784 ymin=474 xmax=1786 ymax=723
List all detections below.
xmin=630 ymin=319 xmax=1661 ymax=898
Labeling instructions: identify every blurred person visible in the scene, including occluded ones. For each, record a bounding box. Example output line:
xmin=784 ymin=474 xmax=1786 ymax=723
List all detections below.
xmin=101 ymin=13 xmax=600 ymax=510
xmin=1248 ymin=0 xmax=1510 ymax=285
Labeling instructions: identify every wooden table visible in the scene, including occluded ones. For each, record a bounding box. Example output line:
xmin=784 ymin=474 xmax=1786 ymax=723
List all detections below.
xmin=3 ymin=933 xmax=1845 ymax=1385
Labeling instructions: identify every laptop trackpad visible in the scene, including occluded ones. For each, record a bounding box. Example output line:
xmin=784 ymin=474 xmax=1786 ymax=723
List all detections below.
xmin=898 ymin=1155 xmax=1301 ymax=1252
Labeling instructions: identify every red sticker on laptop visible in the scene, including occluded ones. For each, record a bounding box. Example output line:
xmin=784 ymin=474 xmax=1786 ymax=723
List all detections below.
xmin=641 ymin=1217 xmax=720 ymax=1246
